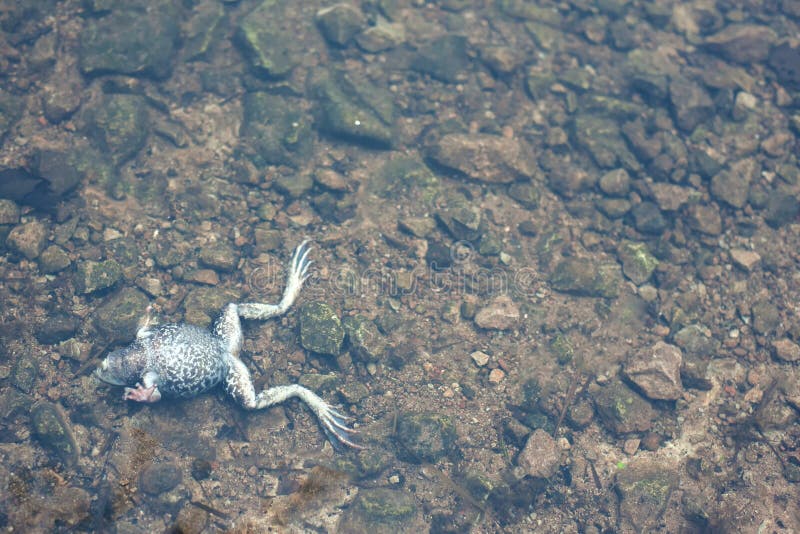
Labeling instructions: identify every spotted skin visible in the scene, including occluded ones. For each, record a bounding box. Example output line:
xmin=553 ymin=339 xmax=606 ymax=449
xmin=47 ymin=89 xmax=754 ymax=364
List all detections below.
xmin=95 ymin=241 xmax=362 ymax=450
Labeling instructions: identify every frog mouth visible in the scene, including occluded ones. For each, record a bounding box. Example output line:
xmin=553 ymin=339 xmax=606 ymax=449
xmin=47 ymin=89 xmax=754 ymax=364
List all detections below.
xmin=94 ymin=364 xmax=127 ymax=386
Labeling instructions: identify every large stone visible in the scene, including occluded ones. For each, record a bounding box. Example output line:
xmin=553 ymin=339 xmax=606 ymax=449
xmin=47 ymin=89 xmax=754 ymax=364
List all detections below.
xmin=299 ymin=302 xmax=345 ymax=356
xmin=710 ymin=158 xmax=757 ymax=209
xmin=6 ymin=220 xmax=48 ymax=259
xmin=704 ymin=24 xmax=777 ymax=64
xmin=669 ymin=76 xmax=713 ymax=132
xmin=517 ymin=428 xmax=560 ymax=479
xmin=427 ymin=133 xmax=538 ymax=184
xmin=624 ymin=341 xmax=683 ymax=400
xmin=474 ymin=296 xmax=520 ymax=330
xmin=79 ymin=2 xmax=179 ymax=78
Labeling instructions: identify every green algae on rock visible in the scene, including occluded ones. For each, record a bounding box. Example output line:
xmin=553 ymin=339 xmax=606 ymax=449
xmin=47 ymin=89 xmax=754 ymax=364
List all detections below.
xmin=299 ymin=302 xmax=345 ymax=356
xmin=31 ymin=401 xmax=79 ymax=466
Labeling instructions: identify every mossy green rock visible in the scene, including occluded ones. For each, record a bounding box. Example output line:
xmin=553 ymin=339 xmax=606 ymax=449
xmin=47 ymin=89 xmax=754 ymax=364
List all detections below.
xmin=343 ymin=315 xmax=386 ymax=362
xmin=236 ymin=0 xmax=298 ymax=77
xmin=31 ymin=401 xmax=79 ymax=466
xmin=394 ymin=412 xmax=457 ymax=464
xmin=338 ymin=488 xmax=418 ymax=532
xmin=79 ymin=2 xmax=179 ymax=79
xmin=182 ymin=287 xmax=239 ymax=328
xmin=85 ymin=94 xmax=149 ymax=166
xmin=183 ymin=1 xmax=225 ymax=61
xmin=75 ymin=259 xmax=123 ymax=294
xmin=94 ymin=287 xmax=149 ymax=343
xmin=617 ymin=241 xmax=658 ymax=285
xmin=594 ymin=380 xmax=655 ymax=435
xmin=616 ymin=462 xmax=677 ymax=532
xmin=370 ymin=156 xmax=440 ymax=202
xmin=549 ymin=258 xmax=621 ymax=298
xmin=299 ymin=302 xmax=344 ymax=356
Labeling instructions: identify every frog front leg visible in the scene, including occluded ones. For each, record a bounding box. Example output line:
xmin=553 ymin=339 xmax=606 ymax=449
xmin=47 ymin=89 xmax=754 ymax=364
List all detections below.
xmin=124 ymin=370 xmax=162 ymax=403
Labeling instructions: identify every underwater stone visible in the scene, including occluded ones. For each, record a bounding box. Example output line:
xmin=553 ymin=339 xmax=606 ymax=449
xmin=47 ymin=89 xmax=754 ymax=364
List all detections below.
xmin=79 ymin=3 xmax=179 ymax=78
xmin=394 ymin=412 xmax=457 ymax=464
xmin=139 ymin=461 xmax=182 ymax=495
xmin=617 ymin=241 xmax=658 ymax=285
xmin=299 ymin=302 xmax=345 ymax=356
xmin=343 ymin=315 xmax=387 ymax=362
xmin=6 ymin=220 xmax=48 ymax=259
xmin=315 ymin=4 xmax=365 ymax=47
xmin=549 ymin=258 xmax=620 ymax=298
xmin=31 ymin=401 xmax=79 ymax=466
xmin=75 ymin=259 xmax=123 ymax=294
xmin=94 ymin=287 xmax=149 ymax=343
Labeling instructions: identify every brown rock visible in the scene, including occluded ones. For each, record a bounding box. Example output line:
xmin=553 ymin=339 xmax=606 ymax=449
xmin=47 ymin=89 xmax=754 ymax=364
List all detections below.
xmin=517 ymin=428 xmax=560 ymax=479
xmin=427 ymin=133 xmax=538 ymax=184
xmin=624 ymin=341 xmax=683 ymax=400
xmin=474 ymin=295 xmax=520 ymax=330
xmin=704 ymin=24 xmax=777 ymax=64
xmin=772 ymin=338 xmax=800 ymax=362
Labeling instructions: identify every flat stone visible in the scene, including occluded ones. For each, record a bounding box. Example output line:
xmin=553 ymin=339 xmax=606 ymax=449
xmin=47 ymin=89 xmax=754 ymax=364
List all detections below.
xmin=474 ymin=296 xmax=520 ymax=330
xmin=624 ymin=341 xmax=683 ymax=400
xmin=704 ymin=24 xmax=777 ymax=64
xmin=427 ymin=133 xmax=538 ymax=184
xmin=470 ymin=350 xmax=490 ymax=367
xmin=729 ymin=249 xmax=760 ymax=272
xmin=772 ymin=338 xmax=800 ymax=362
xmin=517 ymin=428 xmax=560 ymax=479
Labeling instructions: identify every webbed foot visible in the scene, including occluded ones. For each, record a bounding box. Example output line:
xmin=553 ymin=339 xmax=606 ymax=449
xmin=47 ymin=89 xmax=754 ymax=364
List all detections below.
xmin=124 ymin=383 xmax=162 ymax=403
xmin=317 ymin=402 xmax=363 ymax=451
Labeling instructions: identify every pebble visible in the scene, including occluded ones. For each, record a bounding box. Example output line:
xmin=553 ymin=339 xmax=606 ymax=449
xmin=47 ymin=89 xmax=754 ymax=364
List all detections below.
xmin=470 ymin=350 xmax=490 ymax=367
xmin=488 ymin=368 xmax=505 ymax=383
xmin=729 ymin=249 xmax=760 ymax=272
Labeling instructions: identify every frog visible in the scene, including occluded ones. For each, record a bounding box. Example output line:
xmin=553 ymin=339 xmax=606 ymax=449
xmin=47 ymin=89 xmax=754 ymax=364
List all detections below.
xmin=95 ymin=240 xmax=361 ymax=449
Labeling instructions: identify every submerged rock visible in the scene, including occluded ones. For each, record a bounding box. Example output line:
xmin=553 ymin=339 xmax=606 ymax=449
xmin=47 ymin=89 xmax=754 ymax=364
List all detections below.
xmin=703 ymin=24 xmax=777 ymax=64
xmin=549 ymin=258 xmax=620 ymax=298
xmin=235 ymin=0 xmax=298 ymax=77
xmin=299 ymin=302 xmax=345 ymax=356
xmin=79 ymin=2 xmax=179 ymax=78
xmin=316 ymin=4 xmax=365 ymax=47
xmin=594 ymin=379 xmax=656 ymax=434
xmin=31 ymin=401 xmax=79 ymax=466
xmin=624 ymin=341 xmax=683 ymax=401
xmin=427 ymin=133 xmax=538 ymax=184
xmin=616 ymin=461 xmax=678 ymax=532
xmin=94 ymin=287 xmax=149 ymax=343
xmin=474 ymin=296 xmax=520 ymax=330
xmin=394 ymin=412 xmax=457 ymax=464
xmin=312 ymin=70 xmax=395 ymax=148
xmin=75 ymin=259 xmax=123 ymax=294
xmin=6 ymin=220 xmax=48 ymax=259
xmin=337 ymin=488 xmax=420 ymax=533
